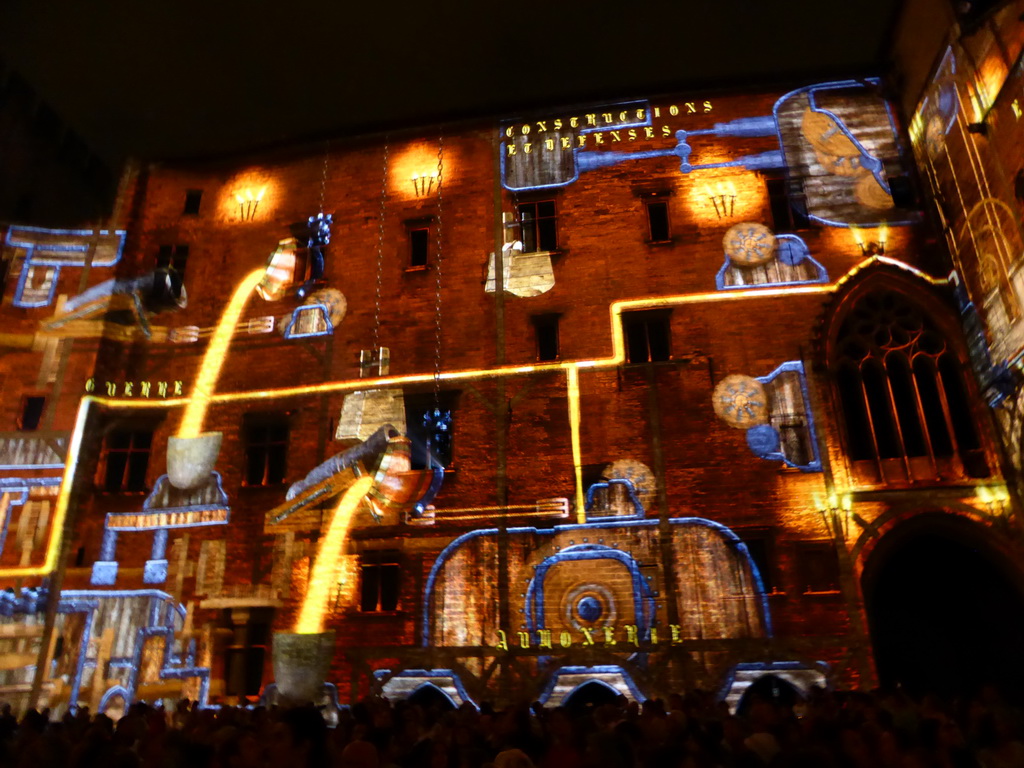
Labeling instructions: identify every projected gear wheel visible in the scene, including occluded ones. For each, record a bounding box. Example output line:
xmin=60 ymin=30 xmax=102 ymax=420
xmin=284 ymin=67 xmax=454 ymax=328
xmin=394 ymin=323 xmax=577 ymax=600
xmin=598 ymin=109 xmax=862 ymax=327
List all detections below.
xmin=723 ymin=222 xmax=776 ymax=267
xmin=602 ymin=459 xmax=654 ymax=513
xmin=304 ymin=287 xmax=347 ymax=328
xmin=713 ymin=375 xmax=769 ymax=428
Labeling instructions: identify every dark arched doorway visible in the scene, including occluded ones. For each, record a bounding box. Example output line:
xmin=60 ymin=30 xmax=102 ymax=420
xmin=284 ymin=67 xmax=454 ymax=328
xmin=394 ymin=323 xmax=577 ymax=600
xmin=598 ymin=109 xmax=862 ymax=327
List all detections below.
xmin=863 ymin=513 xmax=1024 ymax=701
xmin=736 ymin=674 xmax=802 ymax=717
xmin=562 ymin=680 xmax=621 ymax=713
xmin=407 ymin=683 xmax=457 ymax=711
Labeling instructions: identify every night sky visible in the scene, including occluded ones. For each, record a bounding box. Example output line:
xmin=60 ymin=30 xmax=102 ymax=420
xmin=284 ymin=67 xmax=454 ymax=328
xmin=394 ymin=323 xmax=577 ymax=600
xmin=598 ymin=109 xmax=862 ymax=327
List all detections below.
xmin=1 ymin=0 xmax=901 ymax=165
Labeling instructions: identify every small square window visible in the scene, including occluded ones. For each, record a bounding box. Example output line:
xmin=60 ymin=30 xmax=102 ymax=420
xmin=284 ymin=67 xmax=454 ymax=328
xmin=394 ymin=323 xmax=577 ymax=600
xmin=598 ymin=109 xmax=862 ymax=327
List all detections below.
xmin=410 ymin=227 xmax=429 ymax=268
xmin=517 ymin=200 xmax=558 ymax=253
xmin=646 ymin=200 xmax=670 ymax=242
xmin=798 ymin=542 xmax=840 ymax=593
xmin=360 ymin=556 xmax=400 ymax=612
xmin=533 ymin=314 xmax=560 ymax=361
xmin=622 ymin=310 xmax=671 ymax=363
xmin=18 ymin=396 xmax=45 ymax=431
xmin=183 ymin=190 xmax=203 ymax=216
xmin=243 ymin=416 xmax=289 ymax=486
xmin=102 ymin=429 xmax=153 ymax=492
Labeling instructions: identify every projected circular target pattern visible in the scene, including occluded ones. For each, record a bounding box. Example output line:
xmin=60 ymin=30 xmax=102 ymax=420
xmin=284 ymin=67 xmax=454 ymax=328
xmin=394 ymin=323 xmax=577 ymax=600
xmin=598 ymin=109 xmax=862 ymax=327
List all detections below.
xmin=564 ymin=583 xmax=616 ymax=631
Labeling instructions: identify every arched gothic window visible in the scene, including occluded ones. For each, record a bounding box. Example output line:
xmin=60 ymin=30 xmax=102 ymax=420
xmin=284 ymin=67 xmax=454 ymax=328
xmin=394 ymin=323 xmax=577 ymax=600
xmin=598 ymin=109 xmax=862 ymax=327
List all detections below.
xmin=833 ymin=290 xmax=988 ymax=480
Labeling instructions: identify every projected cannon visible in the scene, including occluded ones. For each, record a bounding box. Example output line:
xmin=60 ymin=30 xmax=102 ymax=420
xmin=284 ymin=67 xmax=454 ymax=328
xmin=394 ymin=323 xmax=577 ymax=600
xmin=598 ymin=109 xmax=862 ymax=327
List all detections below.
xmin=502 ymin=80 xmax=916 ymax=228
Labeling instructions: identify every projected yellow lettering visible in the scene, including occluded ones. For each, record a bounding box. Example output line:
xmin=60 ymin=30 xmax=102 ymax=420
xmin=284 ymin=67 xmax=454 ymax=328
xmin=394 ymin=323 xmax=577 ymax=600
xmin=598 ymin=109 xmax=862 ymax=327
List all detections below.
xmin=491 ymin=624 xmax=687 ymax=650
xmin=86 ymin=378 xmax=185 ymax=398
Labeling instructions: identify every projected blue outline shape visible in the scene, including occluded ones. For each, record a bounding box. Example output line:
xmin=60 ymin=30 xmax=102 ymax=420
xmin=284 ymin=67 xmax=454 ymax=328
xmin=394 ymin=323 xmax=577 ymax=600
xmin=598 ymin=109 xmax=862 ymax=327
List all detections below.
xmin=9 ymin=589 xmax=210 ymax=712
xmin=7 ymin=226 xmax=126 ymax=308
xmin=537 ymin=664 xmax=645 ymax=705
xmin=373 ymin=668 xmax=477 ymax=708
xmin=771 ymin=79 xmax=918 ymax=229
xmin=500 ymin=110 xmax=785 ymax=192
xmin=422 ymin=517 xmax=772 ymax=646
xmin=412 ymin=466 xmax=445 ymax=518
xmin=584 ymin=478 xmax=644 ymax=521
xmin=501 ymin=80 xmax=917 ymax=229
xmin=750 ymin=361 xmax=822 ymax=472
xmin=0 ymin=477 xmax=62 ymax=559
xmin=92 ymin=473 xmax=230 ymax=585
xmin=98 ymin=685 xmax=130 ymax=713
xmin=0 ymin=434 xmax=69 ymax=470
xmin=716 ymin=659 xmax=830 ymax=705
xmin=917 ymin=48 xmax=959 ymax=140
xmin=0 ymin=585 xmax=48 ymax=616
xmin=715 ymin=234 xmax=828 ymax=290
xmin=524 ymin=544 xmax=655 ymax=639
xmin=283 ymin=303 xmax=333 ymax=339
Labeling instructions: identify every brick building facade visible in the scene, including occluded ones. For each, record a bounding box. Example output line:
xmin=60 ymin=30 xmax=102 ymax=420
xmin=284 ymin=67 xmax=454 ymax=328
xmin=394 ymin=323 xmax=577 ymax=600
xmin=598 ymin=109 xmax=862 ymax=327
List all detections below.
xmin=0 ymin=69 xmax=1017 ymax=713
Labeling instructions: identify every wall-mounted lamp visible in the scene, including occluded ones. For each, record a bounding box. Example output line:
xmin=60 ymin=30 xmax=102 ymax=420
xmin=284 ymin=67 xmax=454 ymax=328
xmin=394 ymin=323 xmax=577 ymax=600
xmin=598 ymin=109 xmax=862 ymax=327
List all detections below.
xmin=705 ymin=181 xmax=737 ymax=219
xmin=818 ymin=493 xmax=853 ymax=543
xmin=411 ymin=171 xmax=440 ymax=197
xmin=235 ymin=187 xmax=267 ymax=221
xmin=977 ymin=484 xmax=1011 ymax=518
xmin=851 ymin=225 xmax=887 ymax=256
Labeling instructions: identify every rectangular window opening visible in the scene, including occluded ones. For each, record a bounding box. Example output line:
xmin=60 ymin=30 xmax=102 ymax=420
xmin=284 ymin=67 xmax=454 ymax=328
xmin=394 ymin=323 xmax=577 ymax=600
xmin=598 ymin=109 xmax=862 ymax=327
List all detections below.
xmin=533 ymin=314 xmax=560 ymax=362
xmin=224 ymin=608 xmax=271 ymax=698
xmin=103 ymin=429 xmax=153 ymax=493
xmin=410 ymin=227 xmax=429 ymax=268
xmin=243 ymin=416 xmax=289 ymax=486
xmin=404 ymin=392 xmax=456 ymax=470
xmin=622 ymin=310 xmax=671 ymax=363
xmin=360 ymin=556 xmax=400 ymax=612
xmin=517 ymin=200 xmax=558 ymax=253
xmin=646 ymin=200 xmax=670 ymax=242
xmin=799 ymin=542 xmax=841 ymax=594
xmin=19 ymin=396 xmax=45 ymax=431
xmin=183 ymin=190 xmax=203 ymax=216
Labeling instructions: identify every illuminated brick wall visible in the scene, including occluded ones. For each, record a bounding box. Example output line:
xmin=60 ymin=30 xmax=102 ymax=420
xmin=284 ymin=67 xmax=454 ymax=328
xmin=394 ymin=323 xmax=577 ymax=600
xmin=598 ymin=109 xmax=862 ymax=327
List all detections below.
xmin=0 ymin=79 xmax=1009 ymax=710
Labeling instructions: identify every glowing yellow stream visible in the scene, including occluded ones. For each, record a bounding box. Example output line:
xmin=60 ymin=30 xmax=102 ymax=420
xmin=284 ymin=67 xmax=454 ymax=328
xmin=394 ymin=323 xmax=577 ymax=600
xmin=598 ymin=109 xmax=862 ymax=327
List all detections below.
xmin=177 ymin=268 xmax=265 ymax=438
xmin=295 ymin=475 xmax=375 ymax=634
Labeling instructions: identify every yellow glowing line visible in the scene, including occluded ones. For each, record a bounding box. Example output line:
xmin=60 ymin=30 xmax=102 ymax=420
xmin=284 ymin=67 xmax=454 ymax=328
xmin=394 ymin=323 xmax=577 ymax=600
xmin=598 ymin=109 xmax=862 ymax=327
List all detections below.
xmin=295 ymin=474 xmax=374 ymax=634
xmin=178 ymin=268 xmax=264 ymax=438
xmin=95 ymin=257 xmax=936 ymax=409
xmin=434 ymin=511 xmax=568 ymax=523
xmin=432 ymin=502 xmax=567 ymax=515
xmin=7 ymin=255 xmax=947 ymax=579
xmin=0 ymin=398 xmax=91 ymax=578
xmin=566 ymin=366 xmax=586 ymax=524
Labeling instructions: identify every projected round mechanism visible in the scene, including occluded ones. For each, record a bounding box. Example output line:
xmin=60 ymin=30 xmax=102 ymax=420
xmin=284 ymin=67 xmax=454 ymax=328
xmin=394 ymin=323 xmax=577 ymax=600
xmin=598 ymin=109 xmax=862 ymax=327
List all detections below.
xmin=564 ymin=583 xmax=616 ymax=630
xmin=801 ymin=109 xmax=864 ymax=177
xmin=304 ymin=287 xmax=347 ymax=328
xmin=723 ymin=222 xmax=776 ymax=267
xmin=602 ymin=459 xmax=654 ymax=513
xmin=713 ymin=375 xmax=769 ymax=428
xmin=854 ymin=174 xmax=894 ymax=211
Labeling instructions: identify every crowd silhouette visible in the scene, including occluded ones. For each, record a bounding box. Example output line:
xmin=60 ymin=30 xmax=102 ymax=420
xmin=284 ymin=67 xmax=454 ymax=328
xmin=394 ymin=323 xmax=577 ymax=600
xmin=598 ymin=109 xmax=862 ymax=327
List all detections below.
xmin=3 ymin=684 xmax=1024 ymax=768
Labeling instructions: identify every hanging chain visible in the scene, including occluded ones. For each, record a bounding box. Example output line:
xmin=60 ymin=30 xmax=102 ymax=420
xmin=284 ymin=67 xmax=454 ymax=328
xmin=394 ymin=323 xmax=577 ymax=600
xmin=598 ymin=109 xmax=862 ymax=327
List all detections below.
xmin=373 ymin=139 xmax=389 ymax=352
xmin=318 ymin=140 xmax=330 ymax=214
xmin=433 ymin=131 xmax=445 ymax=405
